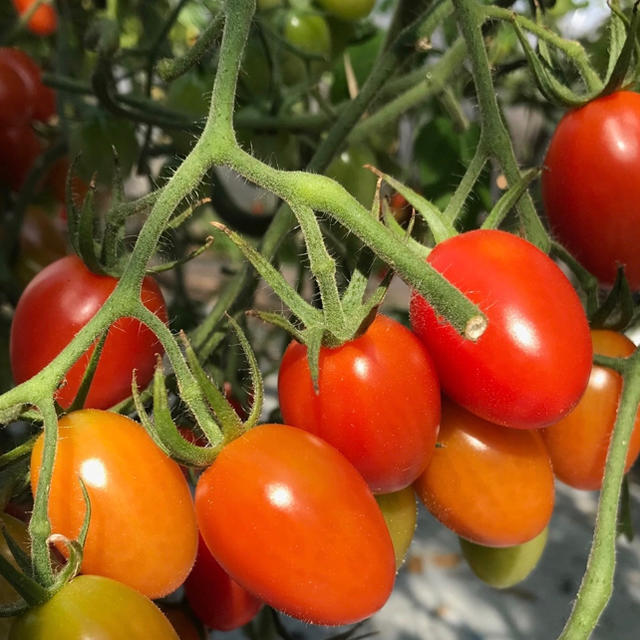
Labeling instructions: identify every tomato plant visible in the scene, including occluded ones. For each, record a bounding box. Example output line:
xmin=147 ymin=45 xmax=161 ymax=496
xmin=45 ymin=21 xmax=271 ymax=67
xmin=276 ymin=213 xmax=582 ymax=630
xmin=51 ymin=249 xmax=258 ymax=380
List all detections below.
xmin=0 ymin=512 xmax=29 ymax=637
xmin=11 ymin=0 xmax=58 ymax=37
xmin=410 ymin=229 xmax=592 ymax=429
xmin=10 ymin=255 xmax=168 ymax=409
xmin=542 ymin=91 xmax=640 ymax=290
xmin=278 ymin=314 xmax=440 ymax=493
xmin=541 ymin=330 xmax=640 ymax=490
xmin=185 ymin=533 xmax=263 ymax=631
xmin=317 ymin=0 xmax=375 ymax=21
xmin=375 ymin=486 xmax=418 ymax=568
xmin=326 ymin=144 xmax=378 ymax=207
xmin=9 ymin=575 xmax=179 ymax=639
xmin=414 ymin=400 xmax=555 ymax=547
xmin=194 ymin=423 xmax=395 ymax=625
xmin=30 ymin=410 xmax=198 ymax=599
xmin=459 ymin=527 xmax=548 ymax=589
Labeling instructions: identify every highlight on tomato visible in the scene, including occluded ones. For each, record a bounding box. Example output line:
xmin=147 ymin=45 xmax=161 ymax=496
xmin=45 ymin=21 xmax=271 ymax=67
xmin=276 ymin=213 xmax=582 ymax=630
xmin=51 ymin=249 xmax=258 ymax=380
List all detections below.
xmin=10 ymin=255 xmax=168 ymax=409
xmin=410 ymin=229 xmax=592 ymax=429
xmin=414 ymin=399 xmax=555 ymax=547
xmin=278 ymin=314 xmax=440 ymax=493
xmin=195 ymin=423 xmax=396 ymax=625
xmin=30 ymin=410 xmax=198 ymax=599
xmin=542 ymin=330 xmax=640 ymax=490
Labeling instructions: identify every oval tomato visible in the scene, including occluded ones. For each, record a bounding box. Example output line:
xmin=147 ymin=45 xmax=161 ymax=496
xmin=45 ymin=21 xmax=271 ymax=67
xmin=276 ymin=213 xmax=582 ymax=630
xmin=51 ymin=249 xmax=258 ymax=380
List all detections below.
xmin=0 ymin=62 xmax=31 ymax=127
xmin=281 ymin=11 xmax=331 ymax=85
xmin=195 ymin=423 xmax=395 ymax=625
xmin=410 ymin=229 xmax=592 ymax=429
xmin=414 ymin=400 xmax=555 ymax=547
xmin=185 ymin=534 xmax=262 ymax=631
xmin=542 ymin=91 xmax=640 ymax=290
xmin=11 ymin=0 xmax=58 ymax=37
xmin=30 ymin=410 xmax=198 ymax=599
xmin=278 ymin=314 xmax=440 ymax=493
xmin=459 ymin=527 xmax=548 ymax=589
xmin=542 ymin=330 xmax=640 ymax=490
xmin=9 ymin=575 xmax=178 ymax=640
xmin=317 ymin=0 xmax=375 ymax=21
xmin=375 ymin=487 xmax=417 ymax=568
xmin=10 ymin=255 xmax=167 ymax=409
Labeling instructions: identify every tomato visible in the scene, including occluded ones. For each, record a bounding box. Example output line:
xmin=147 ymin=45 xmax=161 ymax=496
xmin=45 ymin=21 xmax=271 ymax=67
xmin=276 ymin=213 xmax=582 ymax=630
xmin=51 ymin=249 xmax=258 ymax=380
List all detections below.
xmin=375 ymin=487 xmax=417 ymax=568
xmin=195 ymin=423 xmax=395 ymax=625
xmin=414 ymin=400 xmax=555 ymax=547
xmin=541 ymin=330 xmax=640 ymax=490
xmin=9 ymin=575 xmax=178 ymax=639
xmin=0 ymin=62 xmax=32 ymax=127
xmin=282 ymin=11 xmax=331 ymax=85
xmin=0 ymin=124 xmax=41 ymax=191
xmin=410 ymin=229 xmax=592 ymax=429
xmin=160 ymin=607 xmax=202 ymax=640
xmin=459 ymin=527 xmax=548 ymax=589
xmin=11 ymin=0 xmax=58 ymax=37
xmin=30 ymin=410 xmax=198 ymax=599
xmin=278 ymin=314 xmax=440 ymax=493
xmin=45 ymin=157 xmax=88 ymax=206
xmin=317 ymin=0 xmax=375 ymax=21
xmin=542 ymin=91 xmax=640 ymax=290
xmin=326 ymin=144 xmax=378 ymax=208
xmin=185 ymin=533 xmax=262 ymax=631
xmin=10 ymin=255 xmax=167 ymax=409
xmin=0 ymin=513 xmax=29 ymax=637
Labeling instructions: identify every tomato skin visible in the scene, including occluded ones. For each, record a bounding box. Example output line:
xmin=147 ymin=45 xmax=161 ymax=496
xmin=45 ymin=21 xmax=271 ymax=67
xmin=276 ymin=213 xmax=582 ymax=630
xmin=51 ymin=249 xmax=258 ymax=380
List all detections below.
xmin=0 ymin=124 xmax=41 ymax=191
xmin=542 ymin=330 xmax=640 ymax=490
xmin=185 ymin=534 xmax=263 ymax=631
xmin=12 ymin=0 xmax=58 ymax=36
xmin=375 ymin=487 xmax=417 ymax=568
xmin=317 ymin=0 xmax=375 ymax=21
xmin=410 ymin=229 xmax=592 ymax=429
xmin=10 ymin=255 xmax=167 ymax=409
xmin=30 ymin=410 xmax=198 ymax=599
xmin=0 ymin=62 xmax=32 ymax=127
xmin=414 ymin=400 xmax=555 ymax=547
xmin=9 ymin=575 xmax=179 ymax=640
xmin=278 ymin=314 xmax=440 ymax=493
xmin=542 ymin=91 xmax=640 ymax=290
xmin=195 ymin=423 xmax=395 ymax=625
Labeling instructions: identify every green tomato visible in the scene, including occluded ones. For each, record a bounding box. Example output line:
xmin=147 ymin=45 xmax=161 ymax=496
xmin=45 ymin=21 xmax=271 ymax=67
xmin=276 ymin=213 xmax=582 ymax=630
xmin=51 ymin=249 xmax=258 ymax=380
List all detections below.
xmin=282 ymin=11 xmax=331 ymax=85
xmin=375 ymin=487 xmax=417 ymax=569
xmin=9 ymin=575 xmax=179 ymax=640
xmin=326 ymin=144 xmax=378 ymax=207
xmin=459 ymin=527 xmax=548 ymax=589
xmin=317 ymin=0 xmax=375 ymax=21
xmin=0 ymin=513 xmax=29 ymax=637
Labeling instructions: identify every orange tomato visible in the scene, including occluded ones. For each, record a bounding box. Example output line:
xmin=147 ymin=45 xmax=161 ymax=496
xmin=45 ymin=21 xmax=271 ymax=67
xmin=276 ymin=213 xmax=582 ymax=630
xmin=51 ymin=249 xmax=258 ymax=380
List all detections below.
xmin=12 ymin=0 xmax=58 ymax=36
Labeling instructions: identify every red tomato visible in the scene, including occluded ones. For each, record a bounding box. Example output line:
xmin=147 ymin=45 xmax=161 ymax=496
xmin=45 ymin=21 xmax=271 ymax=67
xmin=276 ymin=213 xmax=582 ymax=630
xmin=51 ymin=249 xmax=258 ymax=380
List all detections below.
xmin=12 ymin=0 xmax=58 ymax=37
xmin=542 ymin=330 xmax=640 ymax=490
xmin=185 ymin=534 xmax=262 ymax=631
xmin=46 ymin=156 xmax=88 ymax=205
xmin=278 ymin=314 xmax=440 ymax=493
xmin=30 ymin=410 xmax=198 ymax=599
xmin=414 ymin=400 xmax=555 ymax=547
xmin=195 ymin=423 xmax=395 ymax=625
xmin=0 ymin=61 xmax=31 ymax=126
xmin=410 ymin=229 xmax=592 ymax=429
xmin=542 ymin=91 xmax=640 ymax=290
xmin=10 ymin=255 xmax=168 ymax=409
xmin=0 ymin=124 xmax=41 ymax=191
xmin=160 ymin=606 xmax=202 ymax=640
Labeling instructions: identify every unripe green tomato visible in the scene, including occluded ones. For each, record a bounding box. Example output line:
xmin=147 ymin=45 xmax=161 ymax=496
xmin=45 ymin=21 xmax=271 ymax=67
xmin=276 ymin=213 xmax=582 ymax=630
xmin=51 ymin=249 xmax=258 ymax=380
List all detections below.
xmin=317 ymin=0 xmax=375 ymax=21
xmin=0 ymin=513 xmax=29 ymax=637
xmin=282 ymin=11 xmax=331 ymax=85
xmin=459 ymin=527 xmax=548 ymax=589
xmin=326 ymin=144 xmax=378 ymax=207
xmin=375 ymin=487 xmax=417 ymax=568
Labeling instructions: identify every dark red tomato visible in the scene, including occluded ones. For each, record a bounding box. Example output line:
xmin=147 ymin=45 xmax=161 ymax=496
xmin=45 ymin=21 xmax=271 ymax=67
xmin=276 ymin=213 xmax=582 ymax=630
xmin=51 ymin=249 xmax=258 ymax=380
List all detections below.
xmin=30 ymin=410 xmax=198 ymax=600
xmin=195 ymin=423 xmax=395 ymax=625
xmin=542 ymin=330 xmax=640 ymax=490
xmin=542 ymin=91 xmax=640 ymax=290
xmin=185 ymin=534 xmax=262 ymax=631
xmin=0 ymin=62 xmax=31 ymax=127
xmin=160 ymin=606 xmax=202 ymax=640
xmin=46 ymin=156 xmax=88 ymax=205
xmin=410 ymin=229 xmax=592 ymax=429
xmin=414 ymin=400 xmax=555 ymax=547
xmin=12 ymin=0 xmax=58 ymax=37
xmin=0 ymin=124 xmax=41 ymax=191
xmin=278 ymin=314 xmax=440 ymax=493
xmin=10 ymin=255 xmax=168 ymax=409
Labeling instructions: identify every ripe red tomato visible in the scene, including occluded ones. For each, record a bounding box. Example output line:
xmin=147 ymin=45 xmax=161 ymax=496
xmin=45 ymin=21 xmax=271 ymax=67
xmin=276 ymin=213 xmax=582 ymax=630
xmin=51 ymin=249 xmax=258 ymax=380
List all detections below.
xmin=0 ymin=124 xmax=41 ymax=191
xmin=10 ymin=255 xmax=167 ymax=409
xmin=185 ymin=534 xmax=263 ymax=631
xmin=414 ymin=400 xmax=555 ymax=547
xmin=0 ymin=62 xmax=31 ymax=127
xmin=195 ymin=423 xmax=395 ymax=625
xmin=30 ymin=410 xmax=198 ymax=599
xmin=278 ymin=314 xmax=440 ymax=493
xmin=542 ymin=91 xmax=640 ymax=290
xmin=410 ymin=229 xmax=592 ymax=429
xmin=12 ymin=0 xmax=58 ymax=37
xmin=9 ymin=575 xmax=179 ymax=639
xmin=541 ymin=330 xmax=640 ymax=490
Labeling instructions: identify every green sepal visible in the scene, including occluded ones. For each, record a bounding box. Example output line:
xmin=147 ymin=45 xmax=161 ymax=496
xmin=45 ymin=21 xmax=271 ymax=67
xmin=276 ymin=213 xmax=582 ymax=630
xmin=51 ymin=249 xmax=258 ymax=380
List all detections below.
xmin=305 ymin=326 xmax=324 ymax=393
xmin=0 ymin=458 xmax=30 ymax=513
xmin=77 ymin=478 xmax=91 ymax=550
xmin=1 ymin=526 xmax=32 ymax=578
xmin=166 ymin=198 xmax=212 ymax=232
xmin=0 ymin=601 xmax=30 ymax=618
xmin=380 ymin=200 xmax=429 ymax=259
xmin=589 ymin=266 xmax=634 ymax=330
xmin=603 ymin=2 xmax=640 ymax=94
xmin=147 ymin=236 xmax=214 ymax=274
xmin=48 ymin=535 xmax=83 ymax=594
xmin=67 ymin=331 xmax=108 ymax=413
xmin=481 ymin=168 xmax=540 ymax=230
xmin=76 ymin=178 xmax=106 ymax=276
xmin=605 ymin=2 xmax=629 ymax=84
xmin=246 ymin=310 xmax=305 ymax=343
xmin=0 ymin=553 xmax=49 ymax=606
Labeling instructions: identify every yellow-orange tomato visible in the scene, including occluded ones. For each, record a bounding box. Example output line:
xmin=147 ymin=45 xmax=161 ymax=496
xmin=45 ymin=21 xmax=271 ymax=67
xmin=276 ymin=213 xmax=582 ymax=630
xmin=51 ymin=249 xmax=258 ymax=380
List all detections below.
xmin=542 ymin=330 xmax=640 ymax=490
xmin=414 ymin=400 xmax=554 ymax=547
xmin=30 ymin=410 xmax=198 ymax=599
